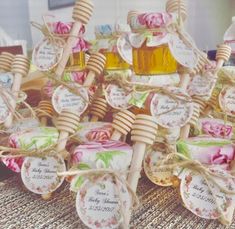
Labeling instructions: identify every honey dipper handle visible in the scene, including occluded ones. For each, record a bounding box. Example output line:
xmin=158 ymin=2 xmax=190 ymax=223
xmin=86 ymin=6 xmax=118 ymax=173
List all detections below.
xmin=179 ymin=123 xmax=190 ymax=139
xmin=127 ymin=142 xmax=146 ymax=192
xmin=55 ymin=22 xmax=82 ymax=78
xmin=41 ymin=117 xmax=48 ymax=126
xmin=83 ymin=71 xmax=96 ymax=87
xmin=179 ymin=73 xmax=190 ymax=91
xmin=4 ymin=73 xmax=22 ymax=128
xmin=56 ymin=131 xmax=69 ymax=154
xmin=111 ymin=130 xmax=122 ymax=141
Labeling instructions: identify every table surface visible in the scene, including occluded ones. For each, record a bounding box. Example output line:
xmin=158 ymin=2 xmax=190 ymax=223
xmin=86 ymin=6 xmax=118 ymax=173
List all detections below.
xmin=0 ymin=175 xmax=234 ymax=229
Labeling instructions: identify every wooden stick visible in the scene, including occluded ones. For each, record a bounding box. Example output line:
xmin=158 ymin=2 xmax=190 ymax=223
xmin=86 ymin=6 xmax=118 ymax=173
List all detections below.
xmin=126 ymin=115 xmax=158 ymax=224
xmin=4 ymin=55 xmax=30 ymax=128
xmin=215 ymin=44 xmax=231 ymax=72
xmin=111 ymin=110 xmax=135 ymax=141
xmin=54 ymin=0 xmax=94 ymax=78
xmin=83 ymin=52 xmax=106 ymax=87
xmin=90 ymin=97 xmax=108 ymax=122
xmin=56 ymin=109 xmax=80 ymax=159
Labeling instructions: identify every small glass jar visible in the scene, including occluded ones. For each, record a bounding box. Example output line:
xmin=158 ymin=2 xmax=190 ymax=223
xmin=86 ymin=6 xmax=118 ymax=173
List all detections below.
xmin=132 ymin=42 xmax=177 ymax=75
xmin=103 ymin=51 xmax=130 ymax=70
xmin=67 ymin=51 xmax=86 ymax=70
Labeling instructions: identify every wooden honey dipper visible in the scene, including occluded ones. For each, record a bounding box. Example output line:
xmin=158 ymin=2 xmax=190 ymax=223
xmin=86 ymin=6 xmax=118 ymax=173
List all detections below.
xmin=56 ymin=109 xmax=80 ymax=158
xmin=215 ymin=44 xmax=231 ymax=71
xmin=178 ymin=66 xmax=191 ymax=91
xmin=83 ymin=52 xmax=106 ymax=87
xmin=111 ymin=109 xmax=136 ymax=141
xmin=0 ymin=52 xmax=15 ymax=72
xmin=4 ymin=55 xmax=30 ymax=128
xmin=90 ymin=97 xmax=108 ymax=122
xmin=37 ymin=100 xmax=54 ymax=126
xmin=166 ymin=0 xmax=187 ymax=22
xmin=127 ymin=10 xmax=141 ymax=26
xmin=180 ymin=103 xmax=200 ymax=139
xmin=55 ymin=0 xmax=94 ymax=78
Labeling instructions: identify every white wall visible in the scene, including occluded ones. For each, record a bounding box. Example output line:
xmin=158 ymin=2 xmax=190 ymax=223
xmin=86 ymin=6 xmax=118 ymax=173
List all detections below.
xmin=27 ymin=0 xmax=235 ymax=50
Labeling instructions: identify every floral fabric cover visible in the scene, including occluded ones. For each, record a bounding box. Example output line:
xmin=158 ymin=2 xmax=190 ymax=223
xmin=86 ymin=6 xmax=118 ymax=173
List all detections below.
xmin=177 ymin=137 xmax=235 ymax=166
xmin=1 ymin=127 xmax=59 ymax=173
xmin=70 ymin=140 xmax=133 ymax=192
xmin=199 ymin=118 xmax=233 ymax=139
xmin=48 ymin=21 xmax=89 ymax=52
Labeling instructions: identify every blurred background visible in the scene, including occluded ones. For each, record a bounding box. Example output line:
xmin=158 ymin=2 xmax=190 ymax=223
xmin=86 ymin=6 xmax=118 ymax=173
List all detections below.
xmin=0 ymin=0 xmax=234 ymax=51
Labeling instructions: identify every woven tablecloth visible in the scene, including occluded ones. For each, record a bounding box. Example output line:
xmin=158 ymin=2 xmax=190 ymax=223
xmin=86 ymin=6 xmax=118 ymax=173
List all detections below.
xmin=0 ymin=175 xmax=234 ymax=229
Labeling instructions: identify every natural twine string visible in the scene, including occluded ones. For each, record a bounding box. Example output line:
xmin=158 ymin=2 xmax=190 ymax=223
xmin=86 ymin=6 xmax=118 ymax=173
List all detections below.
xmin=154 ymin=152 xmax=235 ymax=221
xmin=58 ymin=168 xmax=139 ymax=228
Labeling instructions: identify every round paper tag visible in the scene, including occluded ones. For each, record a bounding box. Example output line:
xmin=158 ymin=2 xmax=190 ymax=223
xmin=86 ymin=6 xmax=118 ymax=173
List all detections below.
xmin=117 ymin=34 xmax=132 ymax=65
xmin=168 ymin=35 xmax=198 ymax=69
xmin=188 ymin=73 xmax=216 ymax=98
xmin=144 ymin=147 xmax=173 ymax=186
xmin=180 ymin=168 xmax=234 ymax=219
xmin=76 ymin=176 xmax=131 ymax=229
xmin=0 ymin=72 xmax=14 ymax=88
xmin=52 ymin=85 xmax=89 ymax=114
xmin=32 ymin=38 xmax=63 ymax=71
xmin=0 ymin=91 xmax=13 ymax=124
xmin=219 ymin=86 xmax=235 ymax=116
xmin=104 ymin=84 xmax=132 ymax=110
xmin=150 ymin=89 xmax=193 ymax=128
xmin=21 ymin=155 xmax=66 ymax=195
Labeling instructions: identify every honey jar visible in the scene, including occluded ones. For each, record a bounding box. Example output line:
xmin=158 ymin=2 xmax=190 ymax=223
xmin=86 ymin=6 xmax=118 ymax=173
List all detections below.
xmin=93 ymin=24 xmax=130 ymax=71
xmin=128 ymin=11 xmax=178 ymax=75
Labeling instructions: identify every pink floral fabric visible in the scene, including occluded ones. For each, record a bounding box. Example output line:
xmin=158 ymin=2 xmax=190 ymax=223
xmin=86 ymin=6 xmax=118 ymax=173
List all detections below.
xmin=50 ymin=21 xmax=90 ymax=52
xmin=201 ymin=119 xmax=233 ymax=139
xmin=138 ymin=12 xmax=173 ymax=29
xmin=85 ymin=125 xmax=113 ymax=141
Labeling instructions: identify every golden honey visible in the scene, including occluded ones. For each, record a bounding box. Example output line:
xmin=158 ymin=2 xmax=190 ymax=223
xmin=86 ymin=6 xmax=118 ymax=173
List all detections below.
xmin=66 ymin=51 xmax=85 ymax=70
xmin=103 ymin=51 xmax=130 ymax=70
xmin=132 ymin=43 xmax=177 ymax=75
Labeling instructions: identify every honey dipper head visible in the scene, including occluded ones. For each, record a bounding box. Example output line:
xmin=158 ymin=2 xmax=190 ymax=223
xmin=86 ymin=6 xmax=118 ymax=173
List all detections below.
xmin=90 ymin=98 xmax=108 ymax=120
xmin=57 ymin=109 xmax=80 ymax=134
xmin=11 ymin=55 xmax=30 ymax=77
xmin=0 ymin=52 xmax=15 ymax=72
xmin=72 ymin=0 xmax=94 ymax=24
xmin=86 ymin=52 xmax=106 ymax=75
xmin=37 ymin=100 xmax=54 ymax=118
xmin=216 ymin=44 xmax=232 ymax=62
xmin=166 ymin=0 xmax=187 ymax=21
xmin=131 ymin=114 xmax=158 ymax=145
xmin=112 ymin=110 xmax=136 ymax=136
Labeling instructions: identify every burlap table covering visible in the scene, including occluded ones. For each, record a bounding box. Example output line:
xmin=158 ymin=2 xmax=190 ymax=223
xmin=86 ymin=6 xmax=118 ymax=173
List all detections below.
xmin=0 ymin=175 xmax=234 ymax=229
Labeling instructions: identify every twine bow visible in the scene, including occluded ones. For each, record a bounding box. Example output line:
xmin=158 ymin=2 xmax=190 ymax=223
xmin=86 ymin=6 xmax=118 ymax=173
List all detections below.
xmin=58 ymin=168 xmax=139 ymax=229
xmin=155 ymin=152 xmax=235 ymax=223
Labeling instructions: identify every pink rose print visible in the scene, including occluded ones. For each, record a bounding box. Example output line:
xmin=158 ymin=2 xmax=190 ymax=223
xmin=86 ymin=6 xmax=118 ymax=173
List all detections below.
xmin=85 ymin=125 xmax=112 ymax=141
xmin=210 ymin=146 xmax=235 ymax=165
xmin=54 ymin=21 xmax=73 ymax=34
xmin=204 ymin=61 xmax=217 ymax=71
xmin=71 ymin=71 xmax=86 ymax=84
xmin=72 ymin=151 xmax=83 ymax=164
xmin=202 ymin=121 xmax=233 ymax=139
xmin=1 ymin=158 xmax=24 ymax=173
xmin=138 ymin=12 xmax=172 ymax=29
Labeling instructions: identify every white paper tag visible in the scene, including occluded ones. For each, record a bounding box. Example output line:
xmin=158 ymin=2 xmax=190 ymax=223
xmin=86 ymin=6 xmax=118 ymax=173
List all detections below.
xmin=104 ymin=84 xmax=132 ymax=110
xmin=76 ymin=176 xmax=131 ymax=229
xmin=32 ymin=38 xmax=63 ymax=71
xmin=0 ymin=91 xmax=12 ymax=124
xmin=117 ymin=34 xmax=132 ymax=65
xmin=52 ymin=85 xmax=89 ymax=114
xmin=219 ymin=86 xmax=235 ymax=116
xmin=188 ymin=73 xmax=216 ymax=98
xmin=0 ymin=72 xmax=14 ymax=88
xmin=21 ymin=155 xmax=66 ymax=195
xmin=180 ymin=168 xmax=235 ymax=219
xmin=168 ymin=34 xmax=198 ymax=69
xmin=150 ymin=88 xmax=193 ymax=128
